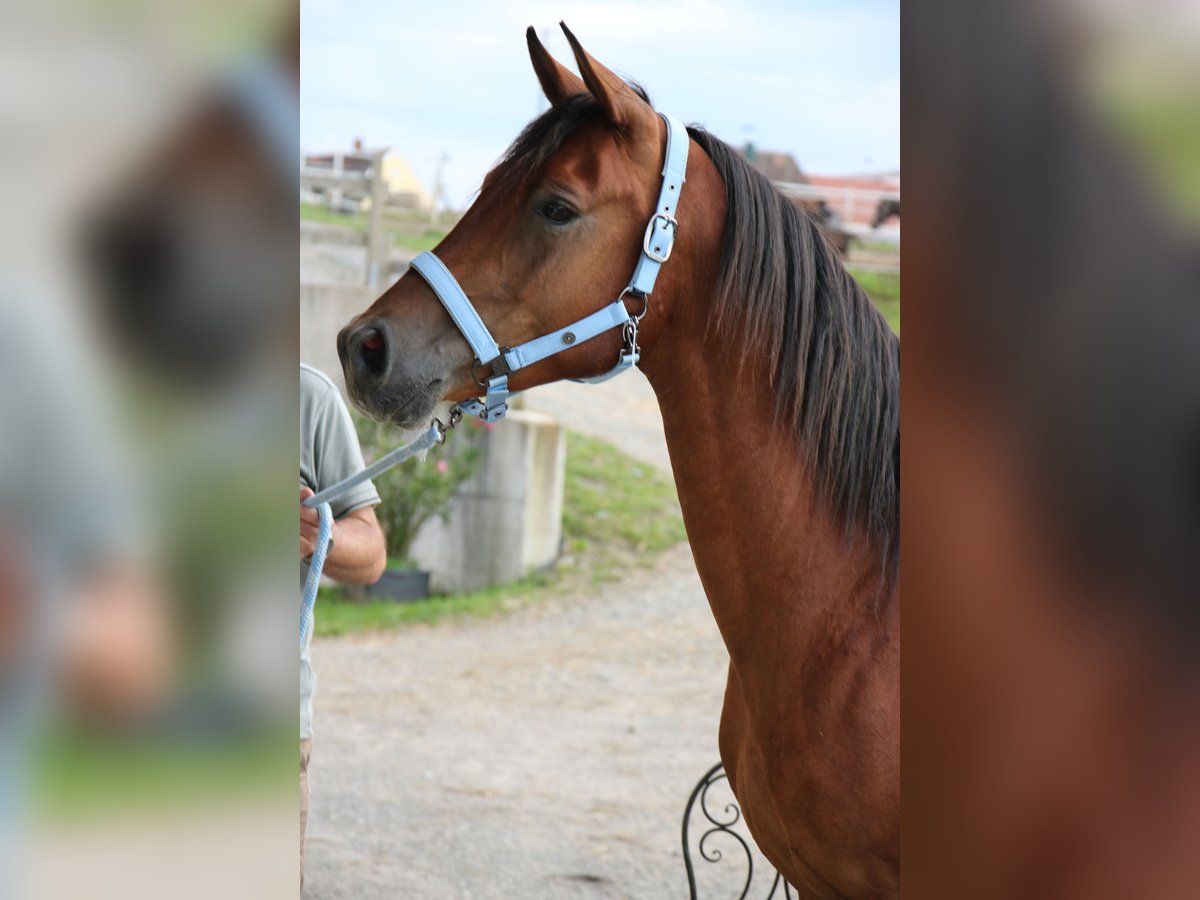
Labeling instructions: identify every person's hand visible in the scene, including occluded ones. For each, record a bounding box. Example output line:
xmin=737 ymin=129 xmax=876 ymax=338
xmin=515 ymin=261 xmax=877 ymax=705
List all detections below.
xmin=300 ymin=487 xmax=319 ymax=559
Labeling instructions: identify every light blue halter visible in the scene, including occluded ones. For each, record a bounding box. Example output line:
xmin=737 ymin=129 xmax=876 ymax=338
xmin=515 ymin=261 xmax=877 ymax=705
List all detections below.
xmin=410 ymin=113 xmax=690 ymax=423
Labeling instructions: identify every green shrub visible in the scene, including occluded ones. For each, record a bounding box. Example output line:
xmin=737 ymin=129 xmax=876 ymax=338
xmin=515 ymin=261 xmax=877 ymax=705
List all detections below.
xmin=353 ymin=413 xmax=481 ymax=566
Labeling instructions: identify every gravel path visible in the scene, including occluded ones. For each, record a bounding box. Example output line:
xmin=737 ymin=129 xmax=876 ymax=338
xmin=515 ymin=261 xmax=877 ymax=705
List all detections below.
xmin=305 ymin=373 xmax=739 ymax=899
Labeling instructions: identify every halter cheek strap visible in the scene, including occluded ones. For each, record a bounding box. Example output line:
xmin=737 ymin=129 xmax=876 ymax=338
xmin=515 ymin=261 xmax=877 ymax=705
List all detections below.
xmin=410 ymin=113 xmax=689 ymax=422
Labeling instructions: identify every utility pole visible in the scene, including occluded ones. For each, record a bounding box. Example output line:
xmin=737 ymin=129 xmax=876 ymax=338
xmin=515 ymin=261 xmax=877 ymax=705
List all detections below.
xmin=366 ymin=149 xmax=386 ymax=289
xmin=429 ymin=148 xmax=448 ymax=228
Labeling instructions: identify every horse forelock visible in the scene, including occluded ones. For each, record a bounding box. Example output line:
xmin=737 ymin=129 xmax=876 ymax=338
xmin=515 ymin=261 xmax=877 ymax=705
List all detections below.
xmin=482 ymin=83 xmax=653 ymax=196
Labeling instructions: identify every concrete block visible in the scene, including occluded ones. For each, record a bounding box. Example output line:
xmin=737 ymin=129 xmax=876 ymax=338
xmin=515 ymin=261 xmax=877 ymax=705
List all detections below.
xmin=299 ymin=283 xmax=372 ymax=389
xmin=410 ymin=409 xmax=566 ymax=593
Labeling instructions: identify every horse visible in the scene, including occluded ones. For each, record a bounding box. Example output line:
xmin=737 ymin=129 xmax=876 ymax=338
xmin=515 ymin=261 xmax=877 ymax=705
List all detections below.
xmin=870 ymin=197 xmax=900 ymax=230
xmin=802 ymin=198 xmax=854 ymax=257
xmin=904 ymin=3 xmax=1200 ymax=897
xmin=337 ymin=24 xmax=899 ymax=898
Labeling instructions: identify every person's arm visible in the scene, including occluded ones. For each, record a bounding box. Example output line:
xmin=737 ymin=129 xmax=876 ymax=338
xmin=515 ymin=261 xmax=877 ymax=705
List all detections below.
xmin=300 ymin=487 xmax=386 ymax=585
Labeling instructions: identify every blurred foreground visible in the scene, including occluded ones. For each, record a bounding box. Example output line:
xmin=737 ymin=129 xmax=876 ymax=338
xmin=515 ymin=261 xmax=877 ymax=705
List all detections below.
xmin=2 ymin=0 xmax=1198 ymax=896
xmin=905 ymin=1 xmax=1200 ymax=897
xmin=1 ymin=2 xmax=297 ymax=898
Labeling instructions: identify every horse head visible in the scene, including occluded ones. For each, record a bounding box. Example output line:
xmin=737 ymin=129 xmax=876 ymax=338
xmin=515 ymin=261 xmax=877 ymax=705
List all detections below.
xmin=338 ymin=24 xmax=682 ymax=428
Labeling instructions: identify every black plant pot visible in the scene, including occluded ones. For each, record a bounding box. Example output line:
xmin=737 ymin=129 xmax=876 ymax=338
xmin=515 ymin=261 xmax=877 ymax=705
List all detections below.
xmin=358 ymin=568 xmax=431 ymax=603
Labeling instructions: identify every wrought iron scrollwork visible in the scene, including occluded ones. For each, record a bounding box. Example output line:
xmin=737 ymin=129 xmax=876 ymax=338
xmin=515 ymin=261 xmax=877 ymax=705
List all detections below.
xmin=682 ymin=762 xmax=796 ymax=900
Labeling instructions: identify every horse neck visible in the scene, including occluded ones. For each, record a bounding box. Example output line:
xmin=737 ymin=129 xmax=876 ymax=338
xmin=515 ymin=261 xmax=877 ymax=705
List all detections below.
xmin=638 ymin=283 xmax=895 ymax=668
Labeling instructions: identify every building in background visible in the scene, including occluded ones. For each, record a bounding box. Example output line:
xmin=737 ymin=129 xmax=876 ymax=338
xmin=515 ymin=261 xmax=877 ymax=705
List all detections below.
xmin=741 ymin=143 xmax=900 ymax=241
xmin=301 ymin=138 xmax=432 ymax=212
xmin=804 ymin=172 xmax=900 ymax=232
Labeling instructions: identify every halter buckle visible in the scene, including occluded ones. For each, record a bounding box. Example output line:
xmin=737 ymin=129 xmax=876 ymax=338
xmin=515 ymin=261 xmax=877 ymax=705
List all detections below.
xmin=642 ymin=212 xmax=678 ymax=263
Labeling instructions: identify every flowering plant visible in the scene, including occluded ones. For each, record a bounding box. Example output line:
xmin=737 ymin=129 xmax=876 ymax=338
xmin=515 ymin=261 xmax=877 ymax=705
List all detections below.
xmin=354 ymin=413 xmax=482 ymax=568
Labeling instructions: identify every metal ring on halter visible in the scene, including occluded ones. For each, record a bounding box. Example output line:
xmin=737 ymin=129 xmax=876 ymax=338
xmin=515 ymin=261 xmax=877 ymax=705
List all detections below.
xmin=471 ymin=358 xmax=490 ymax=388
xmin=472 ymin=349 xmax=513 ymax=388
xmin=434 ymin=406 xmax=464 ymax=443
xmin=618 ymin=286 xmax=649 ymax=322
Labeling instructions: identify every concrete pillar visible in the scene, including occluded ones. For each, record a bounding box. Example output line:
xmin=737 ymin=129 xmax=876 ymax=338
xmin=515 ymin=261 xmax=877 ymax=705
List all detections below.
xmin=299 ymin=283 xmax=372 ymax=389
xmin=410 ymin=410 xmax=566 ymax=593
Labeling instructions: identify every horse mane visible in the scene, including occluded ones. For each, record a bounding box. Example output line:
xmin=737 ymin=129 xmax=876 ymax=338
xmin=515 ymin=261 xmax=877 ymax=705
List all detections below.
xmin=686 ymin=127 xmax=900 ymax=580
xmin=485 ymin=91 xmax=899 ymax=580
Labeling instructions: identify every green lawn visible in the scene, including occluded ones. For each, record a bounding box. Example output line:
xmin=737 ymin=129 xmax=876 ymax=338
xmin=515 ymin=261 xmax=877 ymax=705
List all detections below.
xmin=300 ymin=201 xmax=367 ymax=230
xmin=33 ymin=725 xmax=291 ymax=819
xmin=561 ymin=432 xmax=688 ymax=578
xmin=849 ymin=268 xmax=901 ymax=334
xmin=300 ymin=202 xmax=447 ymax=253
xmin=315 ymin=430 xmax=686 ymax=636
xmin=854 ymin=238 xmax=901 ymax=254
xmin=1091 ymin=47 xmax=1200 ymax=226
xmin=392 ymin=229 xmax=447 ymax=254
xmin=315 ymin=570 xmax=554 ymax=634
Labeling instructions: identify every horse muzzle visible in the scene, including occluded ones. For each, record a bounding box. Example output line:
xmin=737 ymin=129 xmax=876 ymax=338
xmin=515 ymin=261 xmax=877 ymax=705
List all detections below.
xmin=337 ymin=318 xmax=448 ymax=428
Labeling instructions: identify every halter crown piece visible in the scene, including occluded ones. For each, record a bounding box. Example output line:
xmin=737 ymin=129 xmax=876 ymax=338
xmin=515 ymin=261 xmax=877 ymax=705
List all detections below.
xmin=410 ymin=113 xmax=690 ymax=423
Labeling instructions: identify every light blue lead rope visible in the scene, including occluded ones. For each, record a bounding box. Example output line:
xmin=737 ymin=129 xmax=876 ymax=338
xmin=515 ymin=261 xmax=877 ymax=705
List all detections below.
xmin=300 ymin=501 xmax=331 ymax=647
xmin=300 ymin=419 xmax=447 ymax=648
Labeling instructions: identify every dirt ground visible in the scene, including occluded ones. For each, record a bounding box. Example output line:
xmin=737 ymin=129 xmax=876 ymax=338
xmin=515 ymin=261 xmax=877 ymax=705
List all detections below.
xmin=304 ymin=373 xmax=742 ymax=899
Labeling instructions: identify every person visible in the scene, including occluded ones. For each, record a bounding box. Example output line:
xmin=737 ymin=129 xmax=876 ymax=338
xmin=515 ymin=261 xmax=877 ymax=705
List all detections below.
xmin=1 ymin=291 xmax=171 ymax=897
xmin=299 ymin=363 xmax=386 ymax=891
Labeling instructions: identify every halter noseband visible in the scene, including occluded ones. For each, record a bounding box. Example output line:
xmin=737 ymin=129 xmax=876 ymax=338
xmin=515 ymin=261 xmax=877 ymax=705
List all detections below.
xmin=409 ymin=113 xmax=690 ymax=423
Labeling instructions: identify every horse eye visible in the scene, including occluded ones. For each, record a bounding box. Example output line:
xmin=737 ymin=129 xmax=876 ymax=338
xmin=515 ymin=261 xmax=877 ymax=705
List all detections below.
xmin=538 ymin=200 xmax=576 ymax=224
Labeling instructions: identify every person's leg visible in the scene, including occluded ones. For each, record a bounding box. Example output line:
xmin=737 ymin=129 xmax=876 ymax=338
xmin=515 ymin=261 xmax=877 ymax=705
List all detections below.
xmin=300 ymin=738 xmax=312 ymax=892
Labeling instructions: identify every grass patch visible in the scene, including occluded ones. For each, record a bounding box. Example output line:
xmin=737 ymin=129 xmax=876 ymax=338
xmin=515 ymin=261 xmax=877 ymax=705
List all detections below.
xmin=315 ymin=570 xmax=554 ymax=634
xmin=561 ymin=432 xmax=687 ymax=580
xmin=315 ymin=431 xmax=686 ymax=636
xmin=392 ymin=228 xmax=446 ymax=253
xmin=848 ymin=268 xmax=901 ymax=334
xmin=300 ymin=202 xmax=447 ymax=253
xmin=32 ymin=726 xmax=291 ymax=819
xmin=1108 ymin=95 xmax=1200 ymax=224
xmin=854 ymin=238 xmax=900 ymax=253
xmin=301 ymin=201 xmax=366 ymax=230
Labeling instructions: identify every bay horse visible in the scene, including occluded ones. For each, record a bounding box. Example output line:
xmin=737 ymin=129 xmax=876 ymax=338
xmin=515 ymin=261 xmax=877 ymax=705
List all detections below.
xmin=338 ymin=24 xmax=899 ymax=898
xmin=871 ymin=197 xmax=900 ymax=230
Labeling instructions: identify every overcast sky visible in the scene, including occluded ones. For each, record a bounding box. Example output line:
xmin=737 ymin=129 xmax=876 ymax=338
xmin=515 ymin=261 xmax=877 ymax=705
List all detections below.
xmin=300 ymin=0 xmax=898 ymax=209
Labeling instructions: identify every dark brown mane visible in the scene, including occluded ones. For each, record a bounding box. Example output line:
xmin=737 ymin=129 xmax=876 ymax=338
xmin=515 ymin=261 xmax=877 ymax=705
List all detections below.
xmin=688 ymin=128 xmax=900 ymax=578
xmin=483 ymin=91 xmax=899 ymax=578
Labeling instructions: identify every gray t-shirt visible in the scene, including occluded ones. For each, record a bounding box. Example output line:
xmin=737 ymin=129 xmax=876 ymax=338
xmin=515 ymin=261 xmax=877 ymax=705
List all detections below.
xmin=300 ymin=363 xmax=379 ymax=740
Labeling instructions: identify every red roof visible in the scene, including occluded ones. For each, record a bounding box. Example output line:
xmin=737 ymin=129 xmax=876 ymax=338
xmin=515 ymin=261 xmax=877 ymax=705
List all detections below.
xmin=805 ymin=174 xmax=899 ymax=194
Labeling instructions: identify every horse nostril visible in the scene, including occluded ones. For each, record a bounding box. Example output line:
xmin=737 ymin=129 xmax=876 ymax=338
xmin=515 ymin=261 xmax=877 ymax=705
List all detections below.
xmin=352 ymin=325 xmax=389 ymax=380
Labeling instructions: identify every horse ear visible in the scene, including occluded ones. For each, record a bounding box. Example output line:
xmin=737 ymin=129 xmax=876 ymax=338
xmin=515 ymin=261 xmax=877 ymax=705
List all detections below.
xmin=559 ymin=22 xmax=651 ymax=131
xmin=526 ymin=27 xmax=586 ymax=106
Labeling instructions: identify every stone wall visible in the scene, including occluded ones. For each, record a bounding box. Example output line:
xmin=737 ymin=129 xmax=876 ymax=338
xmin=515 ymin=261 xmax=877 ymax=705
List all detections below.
xmin=299 ymin=283 xmax=372 ymax=385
